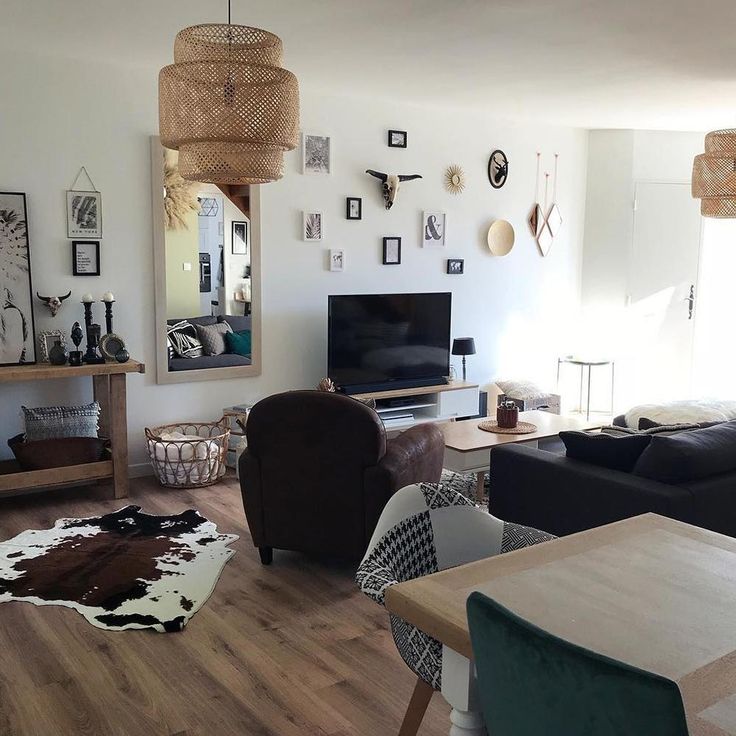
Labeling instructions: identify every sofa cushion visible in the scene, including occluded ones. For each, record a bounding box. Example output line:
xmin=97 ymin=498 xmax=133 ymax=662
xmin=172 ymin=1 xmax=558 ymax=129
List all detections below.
xmin=639 ymin=417 xmax=722 ymax=431
xmin=219 ymin=314 xmax=251 ymax=332
xmin=560 ymin=431 xmax=652 ymax=473
xmin=225 ymin=329 xmax=252 ymax=357
xmin=169 ymin=354 xmax=251 ymax=371
xmin=633 ymin=421 xmax=736 ymax=484
xmin=195 ymin=322 xmax=232 ymax=356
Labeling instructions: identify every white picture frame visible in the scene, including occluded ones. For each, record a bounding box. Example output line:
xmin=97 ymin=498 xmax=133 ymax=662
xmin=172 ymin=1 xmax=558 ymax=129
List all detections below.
xmin=303 ymin=211 xmax=323 ymax=242
xmin=329 ymin=249 xmax=345 ymax=272
xmin=37 ymin=330 xmax=67 ymax=363
xmin=422 ymin=211 xmax=446 ymax=248
xmin=302 ymin=133 xmax=331 ymax=175
xmin=66 ymin=190 xmax=102 ymax=239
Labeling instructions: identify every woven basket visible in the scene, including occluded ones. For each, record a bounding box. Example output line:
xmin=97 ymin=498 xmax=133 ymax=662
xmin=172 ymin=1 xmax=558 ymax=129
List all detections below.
xmin=145 ymin=418 xmax=230 ymax=489
xmin=692 ymin=129 xmax=736 ymax=218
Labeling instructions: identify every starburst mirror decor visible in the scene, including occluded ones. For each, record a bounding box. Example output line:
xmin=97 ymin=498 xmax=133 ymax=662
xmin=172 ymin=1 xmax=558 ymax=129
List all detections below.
xmin=445 ymin=165 xmax=466 ymax=195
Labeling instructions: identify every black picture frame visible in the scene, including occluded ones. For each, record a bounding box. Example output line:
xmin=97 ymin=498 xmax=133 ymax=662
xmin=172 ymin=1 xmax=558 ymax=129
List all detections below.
xmin=346 ymin=197 xmax=362 ymax=220
xmin=447 ymin=258 xmax=465 ymax=275
xmin=382 ymin=237 xmax=402 ymax=265
xmin=387 ymin=130 xmax=407 ymax=148
xmin=488 ymin=149 xmax=509 ymax=189
xmin=232 ymin=220 xmax=248 ymax=255
xmin=0 ymin=191 xmax=37 ymax=366
xmin=72 ymin=240 xmax=100 ymax=276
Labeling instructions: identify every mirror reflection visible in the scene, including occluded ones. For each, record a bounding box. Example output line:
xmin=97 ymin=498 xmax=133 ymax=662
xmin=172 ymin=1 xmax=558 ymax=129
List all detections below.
xmin=154 ymin=143 xmax=259 ymax=383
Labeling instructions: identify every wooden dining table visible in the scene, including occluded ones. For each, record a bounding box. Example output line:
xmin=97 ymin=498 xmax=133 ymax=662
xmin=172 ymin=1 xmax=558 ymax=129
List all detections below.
xmin=385 ymin=513 xmax=736 ymax=736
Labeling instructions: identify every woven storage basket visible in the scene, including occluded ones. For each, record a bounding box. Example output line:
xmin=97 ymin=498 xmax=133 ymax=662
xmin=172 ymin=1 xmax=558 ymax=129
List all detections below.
xmin=145 ymin=418 xmax=230 ymax=489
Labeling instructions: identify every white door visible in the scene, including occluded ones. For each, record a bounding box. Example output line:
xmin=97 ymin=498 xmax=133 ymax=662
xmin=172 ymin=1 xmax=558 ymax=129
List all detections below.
xmin=624 ymin=182 xmax=702 ymax=404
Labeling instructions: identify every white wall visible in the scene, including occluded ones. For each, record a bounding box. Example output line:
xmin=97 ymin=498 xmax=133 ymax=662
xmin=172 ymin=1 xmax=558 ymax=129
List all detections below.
xmin=0 ymin=52 xmax=588 ymax=468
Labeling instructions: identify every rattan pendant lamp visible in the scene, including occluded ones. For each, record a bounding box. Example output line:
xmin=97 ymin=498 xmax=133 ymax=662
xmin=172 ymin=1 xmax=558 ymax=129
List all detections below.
xmin=159 ymin=1 xmax=299 ymax=185
xmin=692 ymin=129 xmax=736 ymax=217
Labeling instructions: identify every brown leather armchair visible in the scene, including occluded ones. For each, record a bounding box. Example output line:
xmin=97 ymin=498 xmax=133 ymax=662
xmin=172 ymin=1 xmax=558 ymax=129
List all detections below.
xmin=239 ymin=390 xmax=445 ymax=564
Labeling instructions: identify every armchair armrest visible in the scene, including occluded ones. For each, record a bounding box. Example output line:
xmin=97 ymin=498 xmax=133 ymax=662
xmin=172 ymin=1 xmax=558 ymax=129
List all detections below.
xmin=363 ymin=423 xmax=444 ymax=543
xmin=489 ymin=444 xmax=694 ymax=536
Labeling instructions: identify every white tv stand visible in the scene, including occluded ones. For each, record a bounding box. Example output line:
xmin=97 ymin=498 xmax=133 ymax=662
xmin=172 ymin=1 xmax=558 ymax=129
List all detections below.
xmin=351 ymin=380 xmax=480 ymax=432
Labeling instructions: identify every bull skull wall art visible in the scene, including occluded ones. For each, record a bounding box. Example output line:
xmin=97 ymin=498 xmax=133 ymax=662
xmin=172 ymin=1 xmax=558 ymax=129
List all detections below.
xmin=36 ymin=291 xmax=72 ymax=317
xmin=365 ymin=170 xmax=422 ymax=210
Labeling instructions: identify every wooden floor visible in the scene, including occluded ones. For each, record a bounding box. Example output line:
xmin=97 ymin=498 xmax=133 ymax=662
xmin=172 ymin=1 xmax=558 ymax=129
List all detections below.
xmin=0 ymin=475 xmax=450 ymax=736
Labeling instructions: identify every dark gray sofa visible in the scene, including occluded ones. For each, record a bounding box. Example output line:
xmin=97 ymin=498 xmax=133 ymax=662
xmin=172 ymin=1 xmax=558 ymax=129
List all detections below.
xmin=489 ymin=421 xmax=736 ymax=538
xmin=167 ymin=315 xmax=252 ymax=372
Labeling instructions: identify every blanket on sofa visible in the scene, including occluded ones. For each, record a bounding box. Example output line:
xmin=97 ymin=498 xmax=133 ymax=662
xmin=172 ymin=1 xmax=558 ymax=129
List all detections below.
xmin=624 ymin=400 xmax=736 ymax=429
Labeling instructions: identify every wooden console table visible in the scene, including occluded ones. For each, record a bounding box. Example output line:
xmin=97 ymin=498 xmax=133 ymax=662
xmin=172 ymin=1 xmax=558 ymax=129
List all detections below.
xmin=0 ymin=360 xmax=145 ymax=499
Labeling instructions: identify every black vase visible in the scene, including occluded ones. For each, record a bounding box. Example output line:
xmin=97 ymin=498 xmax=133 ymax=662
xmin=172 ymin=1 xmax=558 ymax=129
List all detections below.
xmin=49 ymin=340 xmax=69 ymax=366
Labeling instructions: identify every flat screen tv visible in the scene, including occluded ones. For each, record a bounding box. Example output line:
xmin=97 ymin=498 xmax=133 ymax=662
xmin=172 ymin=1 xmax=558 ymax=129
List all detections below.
xmin=328 ymin=292 xmax=452 ymax=393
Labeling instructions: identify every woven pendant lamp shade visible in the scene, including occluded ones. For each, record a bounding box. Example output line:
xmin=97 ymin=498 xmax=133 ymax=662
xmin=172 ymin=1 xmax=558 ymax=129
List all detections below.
xmin=692 ymin=129 xmax=736 ymax=218
xmin=159 ymin=24 xmax=299 ymax=185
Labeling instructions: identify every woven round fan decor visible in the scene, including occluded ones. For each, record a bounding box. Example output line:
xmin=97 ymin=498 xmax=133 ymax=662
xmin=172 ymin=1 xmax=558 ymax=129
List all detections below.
xmin=478 ymin=420 xmax=538 ymax=435
xmin=692 ymin=129 xmax=736 ymax=218
xmin=159 ymin=22 xmax=299 ymax=185
xmin=487 ymin=220 xmax=515 ymax=256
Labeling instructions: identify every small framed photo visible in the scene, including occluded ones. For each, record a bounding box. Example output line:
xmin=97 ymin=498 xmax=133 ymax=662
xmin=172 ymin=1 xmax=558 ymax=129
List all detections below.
xmin=232 ymin=221 xmax=248 ymax=255
xmin=388 ymin=130 xmax=407 ymax=148
xmin=66 ymin=190 xmax=102 ymax=238
xmin=303 ymin=211 xmax=324 ymax=242
xmin=329 ymin=249 xmax=345 ymax=272
xmin=382 ymin=237 xmax=402 ymax=265
xmin=72 ymin=240 xmax=100 ymax=276
xmin=346 ymin=197 xmax=362 ymax=220
xmin=37 ymin=330 xmax=67 ymax=363
xmin=447 ymin=258 xmax=464 ymax=275
xmin=423 ymin=211 xmax=447 ymax=248
xmin=302 ymin=133 xmax=331 ymax=174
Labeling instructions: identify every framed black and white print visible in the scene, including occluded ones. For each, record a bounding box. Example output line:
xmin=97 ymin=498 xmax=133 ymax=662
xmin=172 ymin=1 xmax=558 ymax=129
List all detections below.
xmin=302 ymin=133 xmax=331 ymax=174
xmin=382 ymin=237 xmax=402 ymax=265
xmin=388 ymin=130 xmax=407 ymax=148
xmin=346 ymin=197 xmax=362 ymax=220
xmin=66 ymin=190 xmax=102 ymax=238
xmin=72 ymin=240 xmax=100 ymax=276
xmin=303 ymin=211 xmax=323 ymax=242
xmin=232 ymin=221 xmax=248 ymax=255
xmin=423 ymin=212 xmax=446 ymax=248
xmin=0 ymin=192 xmax=36 ymax=365
xmin=447 ymin=258 xmax=464 ymax=274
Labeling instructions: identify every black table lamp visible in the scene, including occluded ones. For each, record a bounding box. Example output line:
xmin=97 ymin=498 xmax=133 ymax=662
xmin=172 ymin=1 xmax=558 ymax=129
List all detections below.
xmin=452 ymin=337 xmax=476 ymax=381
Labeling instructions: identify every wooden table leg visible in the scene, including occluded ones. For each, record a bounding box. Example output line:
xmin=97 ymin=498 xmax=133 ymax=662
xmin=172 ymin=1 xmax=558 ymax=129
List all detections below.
xmin=109 ymin=373 xmax=129 ymax=499
xmin=475 ymin=473 xmax=486 ymax=503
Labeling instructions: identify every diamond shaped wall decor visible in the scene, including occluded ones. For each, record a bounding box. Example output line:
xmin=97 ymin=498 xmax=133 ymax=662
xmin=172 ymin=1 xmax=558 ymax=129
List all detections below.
xmin=537 ymin=221 xmax=553 ymax=257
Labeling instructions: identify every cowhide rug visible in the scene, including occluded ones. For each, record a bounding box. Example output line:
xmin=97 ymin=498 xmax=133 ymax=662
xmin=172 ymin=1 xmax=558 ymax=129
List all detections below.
xmin=0 ymin=505 xmax=237 ymax=632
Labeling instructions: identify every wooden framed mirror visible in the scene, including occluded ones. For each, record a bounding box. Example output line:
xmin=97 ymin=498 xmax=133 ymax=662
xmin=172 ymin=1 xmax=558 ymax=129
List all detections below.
xmin=150 ymin=136 xmax=261 ymax=384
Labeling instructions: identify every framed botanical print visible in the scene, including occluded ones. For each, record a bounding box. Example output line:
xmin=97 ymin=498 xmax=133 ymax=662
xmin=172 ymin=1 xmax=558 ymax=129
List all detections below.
xmin=72 ymin=240 xmax=101 ymax=276
xmin=0 ymin=192 xmax=36 ymax=365
xmin=66 ymin=190 xmax=102 ymax=239
xmin=303 ymin=211 xmax=323 ymax=242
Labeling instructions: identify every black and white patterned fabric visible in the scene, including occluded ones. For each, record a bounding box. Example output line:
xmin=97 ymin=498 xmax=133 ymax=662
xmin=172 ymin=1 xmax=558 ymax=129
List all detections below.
xmin=166 ymin=320 xmax=204 ymax=359
xmin=356 ymin=482 xmax=555 ymax=690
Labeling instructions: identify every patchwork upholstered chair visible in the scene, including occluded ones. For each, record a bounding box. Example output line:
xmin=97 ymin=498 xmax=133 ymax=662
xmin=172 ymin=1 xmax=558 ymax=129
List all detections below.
xmin=356 ymin=482 xmax=555 ymax=736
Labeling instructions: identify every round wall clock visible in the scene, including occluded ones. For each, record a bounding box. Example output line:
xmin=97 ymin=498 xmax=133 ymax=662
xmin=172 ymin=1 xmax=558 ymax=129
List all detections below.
xmin=488 ymin=149 xmax=509 ymax=189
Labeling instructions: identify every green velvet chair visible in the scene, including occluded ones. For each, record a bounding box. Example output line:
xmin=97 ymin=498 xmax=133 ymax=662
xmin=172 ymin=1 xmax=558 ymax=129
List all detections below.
xmin=466 ymin=592 xmax=690 ymax=736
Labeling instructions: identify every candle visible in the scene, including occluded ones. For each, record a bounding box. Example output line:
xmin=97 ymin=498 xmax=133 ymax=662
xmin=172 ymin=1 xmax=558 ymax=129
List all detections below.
xmin=102 ymin=291 xmax=115 ymax=302
xmin=81 ymin=293 xmax=94 ymax=303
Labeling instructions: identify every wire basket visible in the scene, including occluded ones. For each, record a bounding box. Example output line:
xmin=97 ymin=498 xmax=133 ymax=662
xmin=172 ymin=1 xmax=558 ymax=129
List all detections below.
xmin=145 ymin=418 xmax=230 ymax=489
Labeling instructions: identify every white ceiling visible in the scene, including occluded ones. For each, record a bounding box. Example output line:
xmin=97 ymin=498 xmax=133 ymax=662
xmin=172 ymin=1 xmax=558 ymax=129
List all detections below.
xmin=3 ymin=0 xmax=736 ymax=131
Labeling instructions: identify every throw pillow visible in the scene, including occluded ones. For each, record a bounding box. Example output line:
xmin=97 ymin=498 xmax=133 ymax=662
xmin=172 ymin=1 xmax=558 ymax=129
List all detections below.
xmin=167 ymin=321 xmax=204 ymax=359
xmin=225 ymin=329 xmax=252 ymax=357
xmin=633 ymin=421 xmax=736 ymax=483
xmin=195 ymin=322 xmax=232 ymax=356
xmin=23 ymin=401 xmax=101 ymax=441
xmin=560 ymin=431 xmax=652 ymax=473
